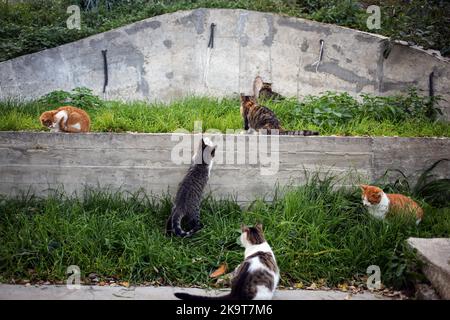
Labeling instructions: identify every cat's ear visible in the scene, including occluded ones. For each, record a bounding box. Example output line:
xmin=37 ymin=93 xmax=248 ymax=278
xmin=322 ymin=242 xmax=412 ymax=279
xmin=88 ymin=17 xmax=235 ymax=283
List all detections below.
xmin=360 ymin=184 xmax=368 ymax=191
xmin=201 ymin=138 xmax=207 ymax=150
xmin=241 ymin=224 xmax=249 ymax=233
xmin=255 ymin=222 xmax=263 ymax=232
xmin=253 ymin=76 xmax=263 ymax=98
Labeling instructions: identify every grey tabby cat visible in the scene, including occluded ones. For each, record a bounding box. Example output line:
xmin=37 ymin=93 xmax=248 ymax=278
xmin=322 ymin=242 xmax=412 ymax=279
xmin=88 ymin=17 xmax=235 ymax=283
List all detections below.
xmin=166 ymin=137 xmax=216 ymax=238
xmin=174 ymin=223 xmax=280 ymax=300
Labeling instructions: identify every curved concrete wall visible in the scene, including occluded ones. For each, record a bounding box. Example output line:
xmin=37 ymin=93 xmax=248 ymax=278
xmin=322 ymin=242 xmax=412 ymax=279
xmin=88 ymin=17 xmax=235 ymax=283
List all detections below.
xmin=0 ymin=9 xmax=449 ymax=119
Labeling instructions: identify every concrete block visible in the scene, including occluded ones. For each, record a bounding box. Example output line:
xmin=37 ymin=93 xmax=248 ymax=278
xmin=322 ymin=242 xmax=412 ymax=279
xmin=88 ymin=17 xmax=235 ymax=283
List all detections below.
xmin=0 ymin=132 xmax=447 ymax=203
xmin=407 ymin=237 xmax=450 ymax=300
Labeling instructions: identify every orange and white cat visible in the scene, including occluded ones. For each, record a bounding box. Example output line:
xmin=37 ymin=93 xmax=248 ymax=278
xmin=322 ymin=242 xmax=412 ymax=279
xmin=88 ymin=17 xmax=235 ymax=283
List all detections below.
xmin=360 ymin=185 xmax=424 ymax=224
xmin=40 ymin=106 xmax=90 ymax=133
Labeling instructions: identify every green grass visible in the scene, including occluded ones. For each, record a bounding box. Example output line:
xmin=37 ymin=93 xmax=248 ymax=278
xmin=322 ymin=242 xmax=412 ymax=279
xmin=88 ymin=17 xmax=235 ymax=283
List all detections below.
xmin=0 ymin=89 xmax=449 ymax=137
xmin=1 ymin=175 xmax=449 ymax=289
xmin=1 ymin=0 xmax=449 ymax=62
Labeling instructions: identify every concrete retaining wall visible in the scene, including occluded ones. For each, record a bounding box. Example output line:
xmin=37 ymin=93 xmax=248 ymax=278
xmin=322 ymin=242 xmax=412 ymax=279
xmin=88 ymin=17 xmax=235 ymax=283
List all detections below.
xmin=1 ymin=132 xmax=448 ymax=202
xmin=0 ymin=9 xmax=449 ymax=119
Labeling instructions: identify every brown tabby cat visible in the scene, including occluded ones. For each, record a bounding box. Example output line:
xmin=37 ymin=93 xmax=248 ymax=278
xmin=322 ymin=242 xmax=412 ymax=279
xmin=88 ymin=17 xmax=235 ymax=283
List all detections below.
xmin=240 ymin=95 xmax=319 ymax=136
xmin=253 ymin=76 xmax=284 ymax=101
xmin=174 ymin=223 xmax=279 ymax=300
xmin=40 ymin=106 xmax=90 ymax=133
xmin=361 ymin=184 xmax=424 ymax=224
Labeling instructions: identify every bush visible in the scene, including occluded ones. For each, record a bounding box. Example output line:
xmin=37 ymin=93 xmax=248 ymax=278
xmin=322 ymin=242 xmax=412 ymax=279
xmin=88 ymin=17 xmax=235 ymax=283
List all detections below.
xmin=287 ymin=89 xmax=442 ymax=130
xmin=38 ymin=87 xmax=105 ymax=109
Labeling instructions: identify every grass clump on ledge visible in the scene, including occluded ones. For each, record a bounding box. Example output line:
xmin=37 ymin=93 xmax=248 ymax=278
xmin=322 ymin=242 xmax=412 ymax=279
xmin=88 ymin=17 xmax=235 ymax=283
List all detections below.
xmin=0 ymin=88 xmax=448 ymax=137
xmin=0 ymin=173 xmax=449 ymax=290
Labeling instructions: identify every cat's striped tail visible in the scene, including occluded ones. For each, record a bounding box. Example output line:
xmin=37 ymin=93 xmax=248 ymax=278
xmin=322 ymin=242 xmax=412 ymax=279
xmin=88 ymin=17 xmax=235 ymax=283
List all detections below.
xmin=281 ymin=130 xmax=319 ymax=136
xmin=166 ymin=208 xmax=200 ymax=238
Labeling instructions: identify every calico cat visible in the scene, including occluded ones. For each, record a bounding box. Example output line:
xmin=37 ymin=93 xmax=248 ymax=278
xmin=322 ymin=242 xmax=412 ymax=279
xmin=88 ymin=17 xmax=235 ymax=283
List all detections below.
xmin=253 ymin=76 xmax=284 ymax=101
xmin=240 ymin=94 xmax=319 ymax=136
xmin=361 ymin=184 xmax=424 ymax=224
xmin=40 ymin=106 xmax=90 ymax=133
xmin=166 ymin=137 xmax=216 ymax=238
xmin=174 ymin=223 xmax=279 ymax=300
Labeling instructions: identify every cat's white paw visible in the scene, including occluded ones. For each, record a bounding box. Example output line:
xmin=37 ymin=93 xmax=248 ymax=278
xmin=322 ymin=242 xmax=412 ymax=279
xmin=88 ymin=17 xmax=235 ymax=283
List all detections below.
xmin=202 ymin=136 xmax=214 ymax=146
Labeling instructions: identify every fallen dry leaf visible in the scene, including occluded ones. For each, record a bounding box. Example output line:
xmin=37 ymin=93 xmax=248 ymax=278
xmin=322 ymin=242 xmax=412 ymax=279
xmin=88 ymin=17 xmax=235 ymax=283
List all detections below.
xmin=338 ymin=283 xmax=348 ymax=292
xmin=294 ymin=282 xmax=304 ymax=289
xmin=119 ymin=281 xmax=130 ymax=288
xmin=306 ymin=282 xmax=317 ymax=290
xmin=210 ymin=263 xmax=228 ymax=278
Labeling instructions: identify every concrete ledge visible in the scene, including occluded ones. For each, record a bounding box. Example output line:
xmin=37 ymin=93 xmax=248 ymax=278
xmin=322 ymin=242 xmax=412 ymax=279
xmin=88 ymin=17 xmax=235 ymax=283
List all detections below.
xmin=0 ymin=284 xmax=389 ymax=300
xmin=0 ymin=132 xmax=449 ymax=202
xmin=407 ymin=238 xmax=450 ymax=300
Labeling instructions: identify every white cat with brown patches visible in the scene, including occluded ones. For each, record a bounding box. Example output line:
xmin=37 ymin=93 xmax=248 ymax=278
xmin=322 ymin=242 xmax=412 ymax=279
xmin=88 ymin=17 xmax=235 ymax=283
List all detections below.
xmin=40 ymin=106 xmax=90 ymax=133
xmin=361 ymin=184 xmax=424 ymax=224
xmin=174 ymin=223 xmax=279 ymax=300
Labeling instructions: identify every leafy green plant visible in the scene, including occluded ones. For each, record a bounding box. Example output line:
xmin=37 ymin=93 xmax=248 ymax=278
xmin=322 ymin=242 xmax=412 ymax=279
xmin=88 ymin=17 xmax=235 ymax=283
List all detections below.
xmin=361 ymin=88 xmax=443 ymax=122
xmin=309 ymin=0 xmax=365 ymax=28
xmin=383 ymin=242 xmax=425 ymax=290
xmin=38 ymin=87 xmax=104 ymax=109
xmin=291 ymin=92 xmax=359 ymax=128
xmin=288 ymin=89 xmax=442 ymax=130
